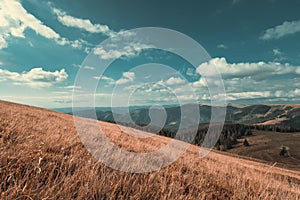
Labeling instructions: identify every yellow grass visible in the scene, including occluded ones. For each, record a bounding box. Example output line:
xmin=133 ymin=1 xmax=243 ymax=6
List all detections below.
xmin=0 ymin=100 xmax=299 ymax=199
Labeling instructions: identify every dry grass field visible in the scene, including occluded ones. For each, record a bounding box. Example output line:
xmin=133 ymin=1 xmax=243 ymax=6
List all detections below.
xmin=1 ymin=100 xmax=300 ymax=199
xmin=228 ymin=130 xmax=300 ymax=171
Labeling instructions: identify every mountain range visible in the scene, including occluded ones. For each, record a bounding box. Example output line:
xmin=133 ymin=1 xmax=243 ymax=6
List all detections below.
xmin=59 ymin=104 xmax=300 ymax=130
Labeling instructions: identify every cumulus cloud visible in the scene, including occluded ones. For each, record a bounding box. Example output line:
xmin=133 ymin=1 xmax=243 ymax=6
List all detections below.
xmin=68 ymin=57 xmax=300 ymax=104
xmin=0 ymin=0 xmax=88 ymax=50
xmin=194 ymin=57 xmax=300 ymax=103
xmin=0 ymin=0 xmax=58 ymax=48
xmin=0 ymin=67 xmax=68 ymax=87
xmin=0 ymin=0 xmax=60 ymax=38
xmin=116 ymin=72 xmax=135 ymax=85
xmin=222 ymin=89 xmax=300 ymax=101
xmin=165 ymin=77 xmax=186 ymax=85
xmin=53 ymin=8 xmax=113 ymax=36
xmin=197 ymin=57 xmax=300 ymax=79
xmin=225 ymin=91 xmax=272 ymax=101
xmin=260 ymin=19 xmax=300 ymax=40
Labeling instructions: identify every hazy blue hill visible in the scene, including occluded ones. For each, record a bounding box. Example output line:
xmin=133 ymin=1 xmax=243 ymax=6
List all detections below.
xmin=56 ymin=104 xmax=300 ymax=130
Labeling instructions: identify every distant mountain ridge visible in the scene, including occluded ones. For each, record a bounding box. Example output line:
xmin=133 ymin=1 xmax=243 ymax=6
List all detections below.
xmin=61 ymin=104 xmax=300 ymax=130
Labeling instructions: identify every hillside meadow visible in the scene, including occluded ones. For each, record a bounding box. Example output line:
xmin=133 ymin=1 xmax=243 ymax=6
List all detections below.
xmin=0 ymin=100 xmax=300 ymax=199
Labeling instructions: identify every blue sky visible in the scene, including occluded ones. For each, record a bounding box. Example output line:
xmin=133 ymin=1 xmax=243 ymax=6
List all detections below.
xmin=0 ymin=0 xmax=300 ymax=108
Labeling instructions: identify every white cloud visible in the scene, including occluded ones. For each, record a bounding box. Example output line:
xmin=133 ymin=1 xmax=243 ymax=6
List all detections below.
xmin=223 ymin=89 xmax=300 ymax=101
xmin=64 ymin=85 xmax=81 ymax=89
xmin=93 ymin=42 xmax=153 ymax=60
xmin=82 ymin=65 xmax=95 ymax=70
xmin=0 ymin=0 xmax=88 ymax=50
xmin=86 ymin=57 xmax=300 ymax=104
xmin=72 ymin=64 xmax=81 ymax=68
xmin=51 ymin=7 xmax=154 ymax=59
xmin=191 ymin=57 xmax=300 ymax=103
xmin=116 ymin=72 xmax=135 ymax=85
xmin=217 ymin=44 xmax=227 ymax=49
xmin=225 ymin=91 xmax=272 ymax=101
xmin=197 ymin=57 xmax=300 ymax=79
xmin=66 ymin=56 xmax=300 ymax=104
xmin=273 ymin=48 xmax=282 ymax=56
xmin=55 ymin=37 xmax=89 ymax=51
xmin=0 ymin=67 xmax=68 ymax=87
xmin=93 ymin=76 xmax=101 ymax=80
xmin=260 ymin=19 xmax=300 ymax=40
xmin=165 ymin=77 xmax=186 ymax=85
xmin=92 ymin=28 xmax=154 ymax=60
xmin=28 ymin=41 xmax=34 ymax=47
xmin=53 ymin=8 xmax=113 ymax=36
xmin=123 ymin=72 xmax=135 ymax=80
xmin=272 ymin=48 xmax=286 ymax=62
xmin=0 ymin=0 xmax=59 ymax=47
xmin=93 ymin=75 xmax=115 ymax=85
xmin=185 ymin=68 xmax=196 ymax=76
xmin=0 ymin=36 xmax=7 ymax=49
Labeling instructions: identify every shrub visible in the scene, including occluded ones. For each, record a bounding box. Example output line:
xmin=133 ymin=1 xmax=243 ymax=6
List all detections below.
xmin=243 ymin=139 xmax=250 ymax=146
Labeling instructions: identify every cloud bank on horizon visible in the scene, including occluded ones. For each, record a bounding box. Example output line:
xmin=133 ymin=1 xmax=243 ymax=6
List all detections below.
xmin=0 ymin=0 xmax=300 ymax=108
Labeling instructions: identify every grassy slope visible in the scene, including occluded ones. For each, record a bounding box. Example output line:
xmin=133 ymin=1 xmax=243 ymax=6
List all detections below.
xmin=0 ymin=100 xmax=300 ymax=199
xmin=228 ymin=130 xmax=300 ymax=170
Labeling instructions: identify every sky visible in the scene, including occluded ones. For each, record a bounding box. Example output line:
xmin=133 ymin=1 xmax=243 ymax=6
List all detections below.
xmin=0 ymin=0 xmax=300 ymax=108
